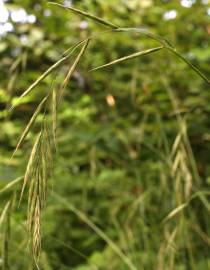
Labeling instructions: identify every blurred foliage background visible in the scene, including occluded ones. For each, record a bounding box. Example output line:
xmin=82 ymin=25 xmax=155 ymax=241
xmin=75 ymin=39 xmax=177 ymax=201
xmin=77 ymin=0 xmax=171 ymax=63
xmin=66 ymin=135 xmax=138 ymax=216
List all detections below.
xmin=0 ymin=0 xmax=210 ymax=269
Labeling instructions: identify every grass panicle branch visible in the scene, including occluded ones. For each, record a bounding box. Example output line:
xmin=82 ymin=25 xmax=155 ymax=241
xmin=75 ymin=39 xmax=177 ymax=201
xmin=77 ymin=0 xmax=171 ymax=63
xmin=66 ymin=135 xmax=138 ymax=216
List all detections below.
xmin=48 ymin=4 xmax=210 ymax=84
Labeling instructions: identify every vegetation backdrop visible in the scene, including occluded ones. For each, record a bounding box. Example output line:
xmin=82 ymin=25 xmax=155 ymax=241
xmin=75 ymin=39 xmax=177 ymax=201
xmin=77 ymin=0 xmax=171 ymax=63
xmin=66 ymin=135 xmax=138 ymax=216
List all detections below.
xmin=0 ymin=0 xmax=210 ymax=269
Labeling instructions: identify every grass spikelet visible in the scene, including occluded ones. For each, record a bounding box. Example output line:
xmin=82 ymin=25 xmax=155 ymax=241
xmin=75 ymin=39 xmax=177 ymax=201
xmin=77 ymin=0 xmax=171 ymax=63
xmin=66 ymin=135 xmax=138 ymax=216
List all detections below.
xmin=10 ymin=55 xmax=68 ymax=110
xmin=0 ymin=176 xmax=23 ymax=195
xmin=162 ymin=203 xmax=187 ymax=224
xmin=11 ymin=96 xmax=48 ymax=159
xmin=48 ymin=2 xmax=118 ymax=29
xmin=171 ymin=132 xmax=182 ymax=158
xmin=90 ymin=46 xmax=163 ymax=71
xmin=32 ymin=198 xmax=41 ymax=265
xmin=0 ymin=201 xmax=11 ymax=229
xmin=58 ymin=39 xmax=89 ymax=102
xmin=51 ymin=88 xmax=57 ymax=149
xmin=19 ymin=131 xmax=42 ymax=206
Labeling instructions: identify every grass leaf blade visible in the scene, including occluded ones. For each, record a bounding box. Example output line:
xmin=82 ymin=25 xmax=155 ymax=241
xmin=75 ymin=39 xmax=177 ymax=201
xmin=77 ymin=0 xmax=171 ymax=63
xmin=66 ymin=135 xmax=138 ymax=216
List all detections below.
xmin=167 ymin=47 xmax=210 ymax=84
xmin=49 ymin=2 xmax=118 ymax=29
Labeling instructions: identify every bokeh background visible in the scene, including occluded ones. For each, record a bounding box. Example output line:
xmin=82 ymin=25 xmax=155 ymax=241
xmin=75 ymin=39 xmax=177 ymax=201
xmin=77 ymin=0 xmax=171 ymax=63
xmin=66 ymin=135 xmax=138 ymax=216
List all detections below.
xmin=0 ymin=0 xmax=210 ymax=269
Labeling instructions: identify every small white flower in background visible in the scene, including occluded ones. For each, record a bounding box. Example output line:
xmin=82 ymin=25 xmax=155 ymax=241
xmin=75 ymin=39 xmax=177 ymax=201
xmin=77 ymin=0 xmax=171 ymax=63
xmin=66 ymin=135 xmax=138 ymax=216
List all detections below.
xmin=10 ymin=8 xmax=36 ymax=24
xmin=163 ymin=10 xmax=177 ymax=20
xmin=0 ymin=22 xmax=13 ymax=36
xmin=4 ymin=22 xmax=13 ymax=32
xmin=63 ymin=0 xmax=72 ymax=8
xmin=20 ymin=34 xmax=28 ymax=45
xmin=44 ymin=9 xmax=52 ymax=17
xmin=11 ymin=8 xmax=28 ymax=23
xmin=80 ymin=21 xmax=88 ymax=30
xmin=0 ymin=25 xmax=5 ymax=36
xmin=180 ymin=0 xmax=196 ymax=8
xmin=27 ymin=14 xmax=36 ymax=23
xmin=0 ymin=0 xmax=9 ymax=23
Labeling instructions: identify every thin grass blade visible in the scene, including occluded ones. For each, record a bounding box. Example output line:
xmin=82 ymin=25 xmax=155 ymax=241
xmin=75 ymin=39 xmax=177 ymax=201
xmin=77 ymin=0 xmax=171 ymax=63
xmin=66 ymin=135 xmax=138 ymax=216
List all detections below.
xmin=53 ymin=192 xmax=137 ymax=270
xmin=48 ymin=2 xmax=118 ymax=29
xmin=116 ymin=27 xmax=174 ymax=47
xmin=0 ymin=201 xmax=11 ymax=228
xmin=90 ymin=46 xmax=163 ymax=71
xmin=166 ymin=47 xmax=210 ymax=84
